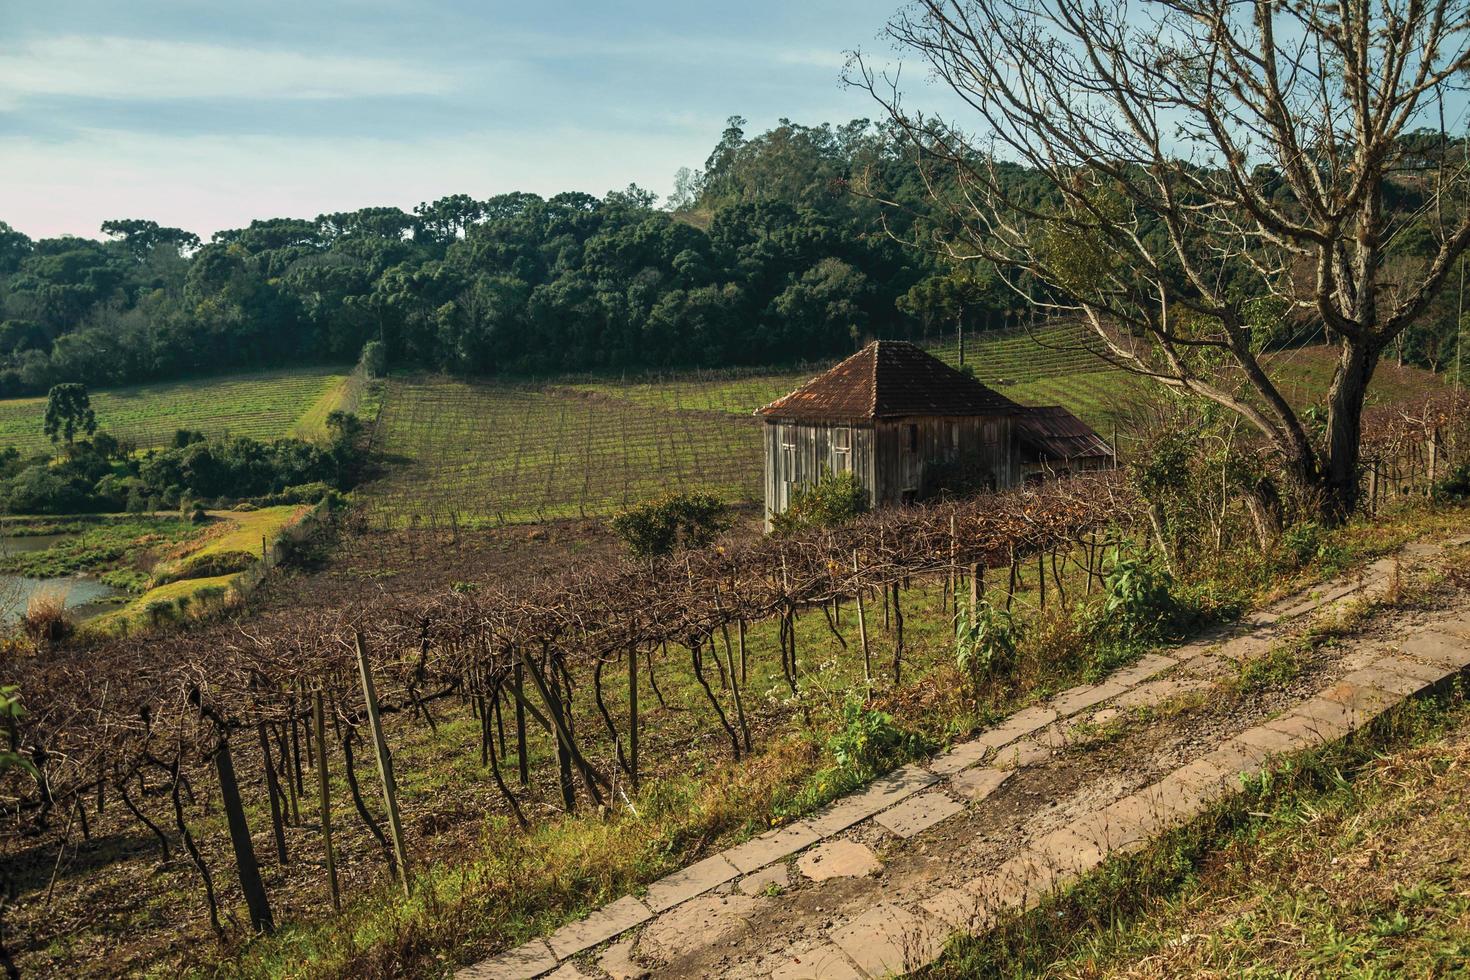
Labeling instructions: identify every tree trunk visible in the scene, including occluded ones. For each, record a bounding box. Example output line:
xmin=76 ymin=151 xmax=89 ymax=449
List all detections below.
xmin=1323 ymin=342 xmax=1379 ymax=522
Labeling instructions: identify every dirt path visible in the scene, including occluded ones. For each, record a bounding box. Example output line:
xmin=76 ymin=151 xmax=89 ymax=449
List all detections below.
xmin=459 ymin=533 xmax=1470 ymax=980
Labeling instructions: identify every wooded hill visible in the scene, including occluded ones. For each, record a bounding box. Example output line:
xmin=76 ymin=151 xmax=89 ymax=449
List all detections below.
xmin=0 ymin=121 xmax=1464 ymax=399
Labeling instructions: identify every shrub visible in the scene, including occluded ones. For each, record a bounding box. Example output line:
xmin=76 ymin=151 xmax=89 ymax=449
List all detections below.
xmin=1434 ymin=461 xmax=1470 ymax=501
xmin=770 ymin=471 xmax=868 ymax=535
xmin=21 ymin=589 xmax=71 ymax=645
xmin=955 ymin=599 xmax=1022 ymax=691
xmin=827 ymin=697 xmax=932 ymax=776
xmin=1084 ymin=543 xmax=1185 ymax=648
xmin=610 ymin=491 xmax=730 ymax=558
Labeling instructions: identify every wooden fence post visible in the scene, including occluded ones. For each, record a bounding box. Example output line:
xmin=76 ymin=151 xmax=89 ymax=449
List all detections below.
xmin=354 ymin=631 xmax=411 ymax=896
xmin=313 ymin=691 xmax=341 ymax=912
xmin=213 ymin=735 xmax=274 ymax=933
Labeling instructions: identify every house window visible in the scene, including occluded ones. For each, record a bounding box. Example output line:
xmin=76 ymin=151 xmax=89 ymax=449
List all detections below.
xmin=833 ymin=427 xmax=851 ymax=472
xmin=905 ymin=424 xmax=919 ymax=454
xmin=948 ymin=422 xmax=960 ymax=455
xmin=781 ymin=426 xmax=796 ymax=472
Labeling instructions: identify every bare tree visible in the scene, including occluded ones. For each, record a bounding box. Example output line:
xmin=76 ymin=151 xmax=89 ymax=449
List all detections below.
xmin=856 ymin=0 xmax=1470 ymax=519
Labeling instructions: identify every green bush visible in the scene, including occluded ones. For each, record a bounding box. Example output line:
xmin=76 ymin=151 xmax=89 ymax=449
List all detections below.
xmin=1084 ymin=543 xmax=1186 ymax=648
xmin=827 ymin=697 xmax=932 ymax=776
xmin=770 ymin=471 xmax=868 ymax=535
xmin=1434 ymin=461 xmax=1470 ymax=501
xmin=955 ymin=599 xmax=1022 ymax=690
xmin=609 ymin=491 xmax=730 ymax=558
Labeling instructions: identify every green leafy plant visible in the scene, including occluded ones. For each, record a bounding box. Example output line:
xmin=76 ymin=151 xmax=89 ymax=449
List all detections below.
xmin=1095 ymin=543 xmax=1182 ymax=645
xmin=770 ymin=471 xmax=868 ymax=535
xmin=0 ymin=685 xmax=38 ymax=781
xmin=609 ymin=491 xmax=730 ymax=559
xmin=827 ymin=697 xmax=930 ymax=775
xmin=955 ymin=599 xmax=1022 ymax=689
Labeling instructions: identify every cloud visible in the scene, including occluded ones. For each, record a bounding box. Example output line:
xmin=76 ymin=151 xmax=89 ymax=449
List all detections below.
xmin=0 ymin=35 xmax=455 ymax=107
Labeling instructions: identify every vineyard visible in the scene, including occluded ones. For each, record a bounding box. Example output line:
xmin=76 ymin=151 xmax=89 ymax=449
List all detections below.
xmin=0 ymin=376 xmax=1464 ymax=976
xmin=360 ymin=327 xmax=1449 ymax=529
xmin=360 ymin=377 xmax=766 ymax=527
xmin=0 ymin=366 xmax=352 ymax=456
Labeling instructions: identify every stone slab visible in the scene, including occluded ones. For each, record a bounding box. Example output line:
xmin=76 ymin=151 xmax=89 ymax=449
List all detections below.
xmin=1027 ymin=826 xmax=1108 ymax=877
xmin=927 ymin=736 xmax=996 ymax=776
xmin=643 ymin=853 xmax=741 ymax=913
xmin=597 ymin=939 xmax=648 ymax=980
xmin=1134 ymin=772 xmax=1218 ymax=820
xmin=769 ymin=943 xmax=864 ymax=980
xmin=1111 ymin=677 xmax=1212 ymax=711
xmin=1401 ymin=630 xmax=1470 ymax=670
xmin=1318 ymin=680 xmax=1397 ymax=716
xmin=829 ymin=903 xmax=947 ymax=978
xmin=455 ymin=939 xmax=557 ymax=980
xmin=920 ymin=885 xmax=994 ymax=931
xmin=804 ymin=763 xmax=937 ymax=836
xmin=1176 ymin=653 xmax=1233 ymax=679
xmin=949 ymin=767 xmax=1011 ymax=802
xmin=977 ymin=850 xmax=1078 ymax=909
xmin=547 ymin=896 xmax=653 ymax=960
xmin=1278 ymin=696 xmax=1361 ymax=743
xmin=1103 ymin=788 xmax=1197 ymax=837
xmin=1232 ymin=724 xmax=1313 ymax=760
xmin=1338 ymin=665 xmax=1434 ymax=698
xmin=545 ymin=964 xmax=596 ymax=980
xmin=992 ymin=737 xmax=1051 ymax=769
xmin=1430 ymin=614 xmax=1470 ymax=641
xmin=1052 ymin=680 xmax=1130 ymax=716
xmin=874 ymin=790 xmax=966 ymax=838
xmin=797 ymin=839 xmax=882 ymax=881
xmin=1107 ymin=653 xmax=1179 ymax=686
xmin=1372 ymin=654 xmax=1453 ymax=685
xmin=723 ymin=822 xmax=821 ymax=873
xmin=1062 ymin=807 xmax=1152 ymax=856
xmin=984 ymin=705 xmax=1061 ymax=746
xmin=639 ymin=892 xmax=768 ymax=961
xmin=738 ymin=861 xmax=791 ymax=896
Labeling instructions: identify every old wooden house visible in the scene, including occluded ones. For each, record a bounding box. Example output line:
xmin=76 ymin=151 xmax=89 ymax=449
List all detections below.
xmin=756 ymin=340 xmax=1112 ymax=522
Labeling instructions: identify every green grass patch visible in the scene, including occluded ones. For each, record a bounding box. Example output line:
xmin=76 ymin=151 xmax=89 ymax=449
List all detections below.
xmin=0 ymin=367 xmax=349 ymax=457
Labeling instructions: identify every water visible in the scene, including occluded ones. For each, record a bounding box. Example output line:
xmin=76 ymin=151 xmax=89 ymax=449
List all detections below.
xmin=0 ymin=532 xmax=124 ymax=622
xmin=0 ymin=573 xmax=121 ymax=621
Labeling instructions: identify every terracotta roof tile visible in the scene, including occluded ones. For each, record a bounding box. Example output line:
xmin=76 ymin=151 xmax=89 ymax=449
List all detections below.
xmin=756 ymin=341 xmax=1019 ymax=423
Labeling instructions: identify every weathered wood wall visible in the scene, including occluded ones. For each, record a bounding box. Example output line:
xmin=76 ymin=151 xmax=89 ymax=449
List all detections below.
xmin=762 ymin=415 xmax=1016 ymax=522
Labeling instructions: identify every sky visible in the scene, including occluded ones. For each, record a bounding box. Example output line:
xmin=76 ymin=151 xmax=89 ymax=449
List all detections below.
xmin=0 ymin=0 xmax=915 ymax=241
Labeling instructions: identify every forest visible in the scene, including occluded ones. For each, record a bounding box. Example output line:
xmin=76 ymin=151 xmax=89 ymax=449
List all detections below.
xmin=2 ymin=118 xmax=1462 ymax=399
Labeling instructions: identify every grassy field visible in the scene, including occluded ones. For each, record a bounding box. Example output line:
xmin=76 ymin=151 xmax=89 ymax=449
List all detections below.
xmin=364 ymin=328 xmax=1447 ymax=525
xmin=0 ymin=366 xmax=352 ymax=456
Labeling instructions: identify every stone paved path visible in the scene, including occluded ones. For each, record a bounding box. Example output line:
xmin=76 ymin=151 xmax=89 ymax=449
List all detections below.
xmin=459 ymin=535 xmax=1470 ymax=980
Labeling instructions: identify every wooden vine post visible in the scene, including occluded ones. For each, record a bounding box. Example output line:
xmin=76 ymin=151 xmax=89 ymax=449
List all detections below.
xmin=213 ymin=734 xmax=275 ymax=933
xmin=313 ymin=690 xmax=341 ymax=912
xmin=354 ymin=631 xmax=411 ymax=896
xmin=255 ymin=719 xmax=288 ymax=864
xmin=627 ymin=644 xmax=639 ymax=787
xmin=853 ymin=551 xmax=870 ymax=685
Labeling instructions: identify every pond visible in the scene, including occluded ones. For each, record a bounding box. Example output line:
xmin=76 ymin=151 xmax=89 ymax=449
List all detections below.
xmin=0 ymin=532 xmax=124 ymax=622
